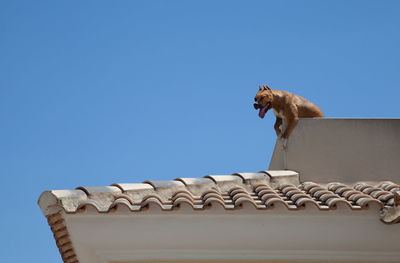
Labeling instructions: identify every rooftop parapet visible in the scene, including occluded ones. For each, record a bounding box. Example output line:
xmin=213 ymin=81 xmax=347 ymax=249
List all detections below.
xmin=269 ymin=118 xmax=400 ymax=183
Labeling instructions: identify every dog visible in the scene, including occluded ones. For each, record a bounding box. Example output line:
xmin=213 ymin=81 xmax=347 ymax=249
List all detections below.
xmin=254 ymin=85 xmax=324 ymax=148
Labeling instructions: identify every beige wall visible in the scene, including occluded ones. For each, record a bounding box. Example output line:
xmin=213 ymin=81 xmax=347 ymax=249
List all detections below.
xmin=111 ymin=260 xmax=379 ymax=263
xmin=66 ymin=207 xmax=400 ymax=262
xmin=269 ymin=118 xmax=400 ymax=183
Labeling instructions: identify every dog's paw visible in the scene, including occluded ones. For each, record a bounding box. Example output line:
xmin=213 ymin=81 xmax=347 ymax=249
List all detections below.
xmin=280 ymin=137 xmax=288 ymax=150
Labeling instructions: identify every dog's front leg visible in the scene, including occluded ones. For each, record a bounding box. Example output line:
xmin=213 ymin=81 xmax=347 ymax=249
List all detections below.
xmin=282 ymin=116 xmax=299 ymax=140
xmin=274 ymin=117 xmax=282 ymax=137
xmin=279 ymin=114 xmax=299 ymax=150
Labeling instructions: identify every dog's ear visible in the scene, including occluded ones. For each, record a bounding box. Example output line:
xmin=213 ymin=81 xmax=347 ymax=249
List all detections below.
xmin=258 ymin=85 xmax=262 ymax=91
xmin=263 ymin=84 xmax=271 ymax=91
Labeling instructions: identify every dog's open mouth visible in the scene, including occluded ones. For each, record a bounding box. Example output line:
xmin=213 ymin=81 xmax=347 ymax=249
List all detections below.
xmin=258 ymin=102 xmax=271 ymax=119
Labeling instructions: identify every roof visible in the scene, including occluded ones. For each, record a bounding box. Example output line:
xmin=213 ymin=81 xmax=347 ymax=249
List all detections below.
xmin=39 ymin=170 xmax=400 ymax=220
xmin=39 ymin=170 xmax=400 ymax=263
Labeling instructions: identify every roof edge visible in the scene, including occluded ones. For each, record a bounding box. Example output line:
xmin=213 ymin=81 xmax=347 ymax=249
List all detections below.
xmin=47 ymin=212 xmax=79 ymax=263
xmin=38 ymin=191 xmax=62 ymax=216
xmin=381 ymin=191 xmax=400 ymax=224
xmin=38 ymin=189 xmax=88 ymax=216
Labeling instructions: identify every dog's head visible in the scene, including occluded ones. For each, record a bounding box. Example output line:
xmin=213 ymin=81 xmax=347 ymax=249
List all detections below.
xmin=254 ymin=85 xmax=273 ymax=119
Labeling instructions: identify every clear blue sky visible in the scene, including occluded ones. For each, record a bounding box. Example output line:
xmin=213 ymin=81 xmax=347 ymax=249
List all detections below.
xmin=1 ymin=1 xmax=399 ymax=262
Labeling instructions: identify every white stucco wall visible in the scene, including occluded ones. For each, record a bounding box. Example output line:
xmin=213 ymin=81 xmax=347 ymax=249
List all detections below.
xmin=269 ymin=118 xmax=400 ymax=183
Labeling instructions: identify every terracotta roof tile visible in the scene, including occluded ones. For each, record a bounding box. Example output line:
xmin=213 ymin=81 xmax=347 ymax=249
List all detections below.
xmin=232 ymin=172 xmax=270 ymax=187
xmin=265 ymin=170 xmax=300 ymax=188
xmin=38 ymin=171 xmax=390 ymax=215
xmin=110 ymin=183 xmax=154 ymax=203
xmin=174 ymin=177 xmax=216 ymax=196
xmin=143 ymin=180 xmax=184 ymax=189
xmin=111 ymin=183 xmax=153 ymax=192
xmin=204 ymin=174 xmax=245 ymax=193
xmin=38 ymin=189 xmax=87 ymax=215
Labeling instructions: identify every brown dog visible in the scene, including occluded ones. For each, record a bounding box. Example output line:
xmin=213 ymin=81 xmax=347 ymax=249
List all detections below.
xmin=254 ymin=85 xmax=324 ymax=145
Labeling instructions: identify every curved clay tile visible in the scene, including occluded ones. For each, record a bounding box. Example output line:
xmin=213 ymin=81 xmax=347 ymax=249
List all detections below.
xmin=325 ymin=198 xmax=353 ymax=209
xmin=110 ymin=198 xmax=141 ymax=212
xmin=264 ymin=170 xmax=300 ymax=187
xmin=361 ymin=188 xmax=377 ymax=197
xmin=174 ymin=177 xmax=214 ymax=186
xmin=264 ymin=197 xmax=290 ymax=209
xmin=327 ymin=182 xmax=346 ymax=192
xmin=303 ymin=184 xmax=347 ymax=206
xmin=203 ymin=197 xmax=228 ymax=209
xmin=308 ymin=187 xmax=327 ymax=196
xmin=378 ymin=193 xmax=394 ymax=203
xmin=278 ymin=184 xmax=294 ymax=189
xmin=38 ymin=190 xmax=88 ymax=216
xmin=300 ymin=182 xmax=320 ymax=192
xmin=109 ymin=186 xmax=153 ymax=205
xmin=356 ymin=198 xmax=383 ymax=209
xmin=229 ymin=187 xmax=249 ymax=197
xmin=259 ymin=192 xmax=281 ymax=202
xmin=142 ymin=180 xmax=185 ymax=189
xmin=341 ymin=190 xmax=360 ymax=199
xmin=204 ymin=174 xmax=243 ymax=183
xmin=386 ymin=198 xmax=395 ymax=206
xmin=283 ymin=189 xmax=299 ymax=197
xmin=353 ymin=183 xmax=371 ymax=192
xmin=336 ymin=186 xmax=353 ymax=195
xmin=75 ymin=186 xmax=121 ymax=196
xmin=257 ymin=189 xmax=277 ymax=196
xmin=234 ymin=196 xmax=258 ymax=209
xmin=279 ymin=185 xmax=298 ymax=195
xmin=377 ymin=181 xmax=395 ymax=189
xmin=281 ymin=188 xmax=296 ymax=197
xmin=142 ymin=180 xmax=186 ymax=202
xmin=173 ymin=177 xmax=216 ymax=196
xmin=254 ymin=184 xmax=273 ymax=194
xmin=111 ymin=183 xmax=154 ymax=193
xmin=141 ymin=194 xmax=165 ymax=204
xmin=348 ymin=193 xmax=373 ymax=202
xmin=362 ymin=187 xmax=382 ymax=195
xmin=311 ymin=190 xmax=330 ymax=199
xmin=232 ymin=172 xmax=270 ymax=187
xmin=375 ymin=182 xmax=396 ymax=191
xmin=74 ymin=186 xmax=122 ymax=212
xmin=369 ymin=190 xmax=391 ymax=199
xmin=201 ymin=190 xmax=223 ymax=201
xmin=113 ymin=194 xmax=135 ymax=205
xmin=172 ymin=197 xmax=196 ymax=210
xmin=232 ymin=172 xmax=267 ymax=180
xmin=202 ymin=192 xmax=225 ymax=204
xmin=380 ymin=193 xmax=400 ymax=224
xmin=231 ymin=192 xmax=253 ymax=203
xmin=386 ymin=185 xmax=400 ymax=192
xmin=318 ymin=193 xmax=340 ymax=203
xmin=141 ymin=197 xmax=170 ymax=211
xmin=204 ymin=174 xmax=247 ymax=194
xmin=295 ymin=197 xmax=320 ymax=209
xmin=298 ymin=181 xmax=313 ymax=189
xmin=76 ymin=200 xmax=106 ymax=213
xmin=171 ymin=191 xmax=195 ymax=202
xmin=290 ymin=193 xmax=312 ymax=203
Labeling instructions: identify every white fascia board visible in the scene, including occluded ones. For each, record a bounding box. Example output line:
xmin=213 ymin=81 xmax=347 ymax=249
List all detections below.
xmin=62 ymin=207 xmax=400 ymax=263
xmin=97 ymin=249 xmax=400 ymax=262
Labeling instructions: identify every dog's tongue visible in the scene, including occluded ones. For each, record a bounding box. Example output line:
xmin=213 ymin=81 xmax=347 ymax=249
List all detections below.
xmin=259 ymin=106 xmax=268 ymax=119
